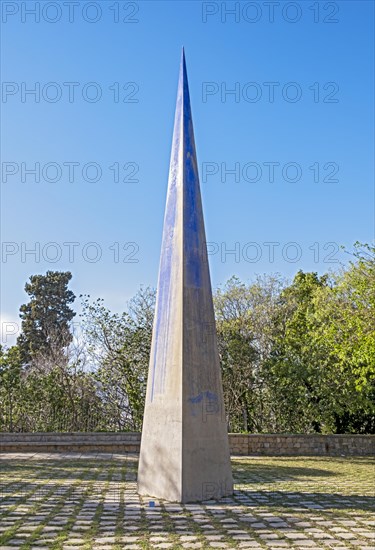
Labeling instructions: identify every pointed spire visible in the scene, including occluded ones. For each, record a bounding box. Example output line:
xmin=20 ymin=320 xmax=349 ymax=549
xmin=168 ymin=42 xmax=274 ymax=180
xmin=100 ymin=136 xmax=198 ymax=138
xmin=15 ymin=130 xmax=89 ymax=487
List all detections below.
xmin=138 ymin=51 xmax=233 ymax=503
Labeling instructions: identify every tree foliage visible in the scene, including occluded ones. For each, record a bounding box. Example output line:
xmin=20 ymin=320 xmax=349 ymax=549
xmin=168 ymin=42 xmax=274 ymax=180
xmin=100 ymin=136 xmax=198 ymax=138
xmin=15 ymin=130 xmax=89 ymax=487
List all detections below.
xmin=1 ymin=244 xmax=374 ymax=433
xmin=17 ymin=271 xmax=76 ymax=365
xmin=80 ymin=286 xmax=155 ymax=431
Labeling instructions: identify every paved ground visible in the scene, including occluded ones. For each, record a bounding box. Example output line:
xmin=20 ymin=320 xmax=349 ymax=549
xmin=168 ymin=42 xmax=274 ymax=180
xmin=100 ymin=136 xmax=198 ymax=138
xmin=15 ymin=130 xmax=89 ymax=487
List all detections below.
xmin=0 ymin=454 xmax=373 ymax=550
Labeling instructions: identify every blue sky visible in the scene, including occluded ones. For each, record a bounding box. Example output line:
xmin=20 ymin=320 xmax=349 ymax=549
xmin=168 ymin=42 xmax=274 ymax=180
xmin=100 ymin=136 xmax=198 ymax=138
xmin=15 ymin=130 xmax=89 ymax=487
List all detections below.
xmin=1 ymin=0 xmax=374 ymax=343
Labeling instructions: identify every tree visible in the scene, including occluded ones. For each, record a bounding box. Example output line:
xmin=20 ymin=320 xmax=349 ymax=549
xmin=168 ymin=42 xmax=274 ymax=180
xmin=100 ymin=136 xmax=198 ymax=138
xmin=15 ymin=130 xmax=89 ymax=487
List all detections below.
xmin=266 ymin=271 xmax=332 ymax=433
xmin=214 ymin=275 xmax=286 ymax=432
xmin=311 ymin=243 xmax=375 ymax=432
xmin=80 ymin=286 xmax=155 ymax=430
xmin=17 ymin=271 xmax=76 ymax=365
xmin=0 ymin=346 xmax=22 ymax=431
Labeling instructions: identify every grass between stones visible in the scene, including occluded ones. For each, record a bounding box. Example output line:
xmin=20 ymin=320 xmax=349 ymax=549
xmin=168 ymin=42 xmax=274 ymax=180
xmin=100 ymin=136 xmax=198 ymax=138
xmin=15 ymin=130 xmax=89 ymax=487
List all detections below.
xmin=0 ymin=455 xmax=374 ymax=550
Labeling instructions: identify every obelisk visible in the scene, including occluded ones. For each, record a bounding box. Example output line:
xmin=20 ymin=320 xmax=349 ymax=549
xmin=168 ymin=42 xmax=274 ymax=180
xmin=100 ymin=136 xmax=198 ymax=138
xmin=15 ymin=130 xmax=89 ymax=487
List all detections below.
xmin=138 ymin=49 xmax=233 ymax=503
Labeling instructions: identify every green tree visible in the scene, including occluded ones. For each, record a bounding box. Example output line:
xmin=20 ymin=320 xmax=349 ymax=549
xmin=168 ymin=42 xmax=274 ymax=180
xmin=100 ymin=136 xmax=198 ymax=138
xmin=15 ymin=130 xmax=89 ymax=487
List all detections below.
xmin=214 ymin=275 xmax=286 ymax=432
xmin=266 ymin=271 xmax=331 ymax=433
xmin=0 ymin=346 xmax=22 ymax=431
xmin=17 ymin=271 xmax=76 ymax=365
xmin=311 ymin=243 xmax=375 ymax=432
xmin=80 ymin=286 xmax=155 ymax=430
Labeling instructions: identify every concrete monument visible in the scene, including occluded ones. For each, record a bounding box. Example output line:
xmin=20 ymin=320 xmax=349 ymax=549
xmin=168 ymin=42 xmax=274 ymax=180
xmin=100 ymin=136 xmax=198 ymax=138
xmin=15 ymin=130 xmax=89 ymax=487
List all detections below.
xmin=138 ymin=49 xmax=233 ymax=503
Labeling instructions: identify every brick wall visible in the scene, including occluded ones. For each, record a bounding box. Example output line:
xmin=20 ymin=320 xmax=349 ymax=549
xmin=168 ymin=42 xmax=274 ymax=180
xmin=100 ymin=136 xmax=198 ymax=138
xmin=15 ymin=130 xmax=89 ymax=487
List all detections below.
xmin=0 ymin=432 xmax=374 ymax=456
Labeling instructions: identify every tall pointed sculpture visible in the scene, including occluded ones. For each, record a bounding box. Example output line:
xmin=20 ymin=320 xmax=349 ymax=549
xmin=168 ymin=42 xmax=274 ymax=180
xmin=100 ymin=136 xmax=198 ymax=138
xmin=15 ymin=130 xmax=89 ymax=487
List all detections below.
xmin=138 ymin=49 xmax=233 ymax=503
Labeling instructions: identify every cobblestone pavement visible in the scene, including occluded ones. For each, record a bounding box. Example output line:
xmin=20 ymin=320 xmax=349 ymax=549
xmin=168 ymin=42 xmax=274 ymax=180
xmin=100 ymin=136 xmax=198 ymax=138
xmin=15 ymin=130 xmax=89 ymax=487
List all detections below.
xmin=0 ymin=454 xmax=374 ymax=550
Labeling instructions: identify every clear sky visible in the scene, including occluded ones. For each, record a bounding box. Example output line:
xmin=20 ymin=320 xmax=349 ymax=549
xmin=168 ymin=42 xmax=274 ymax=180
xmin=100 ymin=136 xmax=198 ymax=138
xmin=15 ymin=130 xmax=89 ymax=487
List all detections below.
xmin=1 ymin=0 xmax=374 ymax=344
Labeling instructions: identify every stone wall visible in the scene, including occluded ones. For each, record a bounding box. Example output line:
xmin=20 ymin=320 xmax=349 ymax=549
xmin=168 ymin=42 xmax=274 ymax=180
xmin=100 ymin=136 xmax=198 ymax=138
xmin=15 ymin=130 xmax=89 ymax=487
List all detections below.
xmin=229 ymin=434 xmax=375 ymax=456
xmin=0 ymin=432 xmax=374 ymax=456
xmin=0 ymin=432 xmax=141 ymax=453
